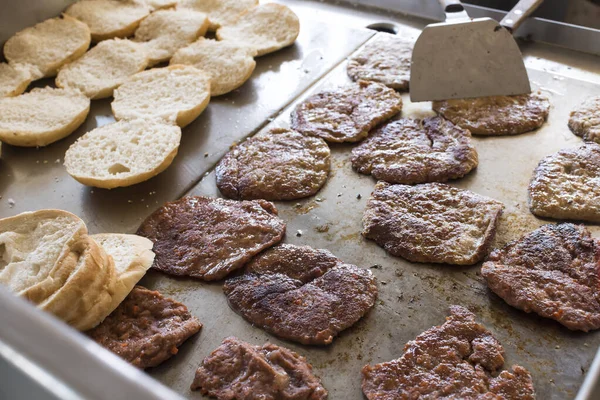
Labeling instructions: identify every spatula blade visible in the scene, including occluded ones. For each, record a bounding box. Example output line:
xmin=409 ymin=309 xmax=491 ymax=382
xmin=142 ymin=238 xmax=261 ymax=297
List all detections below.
xmin=410 ymin=18 xmax=531 ymax=102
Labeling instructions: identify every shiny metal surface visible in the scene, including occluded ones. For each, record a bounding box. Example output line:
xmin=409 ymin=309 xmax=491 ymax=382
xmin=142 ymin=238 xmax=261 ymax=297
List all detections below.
xmin=144 ymin=38 xmax=600 ymax=399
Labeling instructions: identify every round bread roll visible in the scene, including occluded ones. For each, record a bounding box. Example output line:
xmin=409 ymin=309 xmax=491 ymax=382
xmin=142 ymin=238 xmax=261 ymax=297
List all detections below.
xmin=77 ymin=233 xmax=155 ymax=329
xmin=65 ymin=0 xmax=151 ymax=42
xmin=170 ymin=38 xmax=256 ymax=96
xmin=112 ymin=65 xmax=211 ymax=127
xmin=3 ymin=15 xmax=91 ymax=79
xmin=178 ymin=0 xmax=258 ymax=30
xmin=134 ymin=9 xmax=209 ymax=66
xmin=65 ymin=119 xmax=182 ymax=189
xmin=0 ymin=210 xmax=88 ymax=305
xmin=216 ymin=3 xmax=300 ymax=56
xmin=0 ymin=87 xmax=91 ymax=147
xmin=38 ymin=234 xmax=117 ymax=332
xmin=0 ymin=63 xmax=32 ymax=98
xmin=56 ymin=39 xmax=149 ymax=99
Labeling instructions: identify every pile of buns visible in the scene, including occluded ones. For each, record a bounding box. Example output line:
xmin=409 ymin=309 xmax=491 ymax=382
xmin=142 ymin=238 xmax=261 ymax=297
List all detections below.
xmin=0 ymin=209 xmax=155 ymax=331
xmin=0 ymin=0 xmax=300 ymax=189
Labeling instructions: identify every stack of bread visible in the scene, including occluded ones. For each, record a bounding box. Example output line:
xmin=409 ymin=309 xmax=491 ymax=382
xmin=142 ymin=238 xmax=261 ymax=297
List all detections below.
xmin=0 ymin=209 xmax=155 ymax=331
xmin=0 ymin=0 xmax=300 ymax=188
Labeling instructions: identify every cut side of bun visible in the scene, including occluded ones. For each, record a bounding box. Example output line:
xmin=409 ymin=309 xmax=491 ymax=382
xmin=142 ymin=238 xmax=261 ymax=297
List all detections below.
xmin=216 ymin=3 xmax=300 ymax=57
xmin=177 ymin=0 xmax=258 ymax=31
xmin=82 ymin=233 xmax=154 ymax=328
xmin=0 ymin=63 xmax=32 ymax=98
xmin=66 ymin=0 xmax=151 ymax=42
xmin=112 ymin=65 xmax=211 ymax=127
xmin=134 ymin=9 xmax=209 ymax=66
xmin=3 ymin=15 xmax=91 ymax=79
xmin=56 ymin=39 xmax=149 ymax=99
xmin=0 ymin=210 xmax=87 ymax=305
xmin=137 ymin=0 xmax=178 ymax=10
xmin=0 ymin=87 xmax=91 ymax=147
xmin=171 ymin=38 xmax=256 ymax=96
xmin=65 ymin=119 xmax=182 ymax=189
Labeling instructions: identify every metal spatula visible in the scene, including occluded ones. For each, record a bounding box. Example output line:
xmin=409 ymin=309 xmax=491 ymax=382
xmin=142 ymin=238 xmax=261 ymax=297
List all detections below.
xmin=410 ymin=0 xmax=544 ymax=102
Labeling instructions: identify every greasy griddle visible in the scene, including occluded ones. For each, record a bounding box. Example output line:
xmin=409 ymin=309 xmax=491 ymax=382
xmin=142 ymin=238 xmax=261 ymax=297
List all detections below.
xmin=1 ymin=1 xmax=599 ymax=399
xmin=145 ymin=49 xmax=600 ymax=400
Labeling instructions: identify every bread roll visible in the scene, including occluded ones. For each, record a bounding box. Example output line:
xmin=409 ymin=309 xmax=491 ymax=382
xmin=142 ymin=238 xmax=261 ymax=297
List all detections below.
xmin=177 ymin=0 xmax=257 ymax=30
xmin=0 ymin=63 xmax=32 ymax=98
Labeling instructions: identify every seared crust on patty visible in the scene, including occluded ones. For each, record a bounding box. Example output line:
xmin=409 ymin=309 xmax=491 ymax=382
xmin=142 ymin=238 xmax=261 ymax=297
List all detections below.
xmin=224 ymin=244 xmax=377 ymax=345
xmin=191 ymin=337 xmax=328 ymax=399
xmin=136 ymin=196 xmax=285 ymax=280
xmin=346 ymin=34 xmax=413 ymax=90
xmin=351 ymin=116 xmax=478 ymax=184
xmin=216 ymin=128 xmax=330 ymax=201
xmin=87 ymin=286 xmax=201 ymax=369
xmin=529 ymin=143 xmax=600 ymax=223
xmin=568 ymin=96 xmax=600 ymax=143
xmin=482 ymin=223 xmax=600 ymax=332
xmin=362 ymin=182 xmax=503 ymax=265
xmin=291 ymin=80 xmax=403 ymax=143
xmin=433 ymin=93 xmax=550 ymax=136
xmin=361 ymin=306 xmax=535 ymax=400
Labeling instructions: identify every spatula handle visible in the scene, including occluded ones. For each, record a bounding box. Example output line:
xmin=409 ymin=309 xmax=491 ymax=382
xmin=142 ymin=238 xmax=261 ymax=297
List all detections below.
xmin=438 ymin=0 xmax=464 ymax=13
xmin=500 ymin=0 xmax=544 ymax=32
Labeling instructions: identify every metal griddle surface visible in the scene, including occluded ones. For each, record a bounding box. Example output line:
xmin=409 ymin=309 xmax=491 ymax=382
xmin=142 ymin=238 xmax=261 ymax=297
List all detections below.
xmin=141 ymin=41 xmax=600 ymax=399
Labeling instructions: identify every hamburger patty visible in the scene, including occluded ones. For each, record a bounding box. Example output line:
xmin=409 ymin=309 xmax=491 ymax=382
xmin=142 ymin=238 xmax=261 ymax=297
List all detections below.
xmin=346 ymin=35 xmax=413 ymax=91
xmin=362 ymin=182 xmax=503 ymax=265
xmin=529 ymin=143 xmax=600 ymax=223
xmin=351 ymin=116 xmax=478 ymax=184
xmin=87 ymin=286 xmax=201 ymax=369
xmin=216 ymin=128 xmax=330 ymax=201
xmin=362 ymin=306 xmax=535 ymax=400
xmin=291 ymin=80 xmax=403 ymax=143
xmin=432 ymin=93 xmax=550 ymax=135
xmin=223 ymin=244 xmax=377 ymax=345
xmin=482 ymin=223 xmax=600 ymax=332
xmin=191 ymin=337 xmax=328 ymax=400
xmin=137 ymin=196 xmax=285 ymax=280
xmin=569 ymin=96 xmax=600 ymax=143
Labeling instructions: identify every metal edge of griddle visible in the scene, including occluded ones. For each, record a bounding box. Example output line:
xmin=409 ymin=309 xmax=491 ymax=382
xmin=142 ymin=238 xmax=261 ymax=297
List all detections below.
xmin=332 ymin=0 xmax=600 ymax=55
xmin=0 ymin=286 xmax=184 ymax=400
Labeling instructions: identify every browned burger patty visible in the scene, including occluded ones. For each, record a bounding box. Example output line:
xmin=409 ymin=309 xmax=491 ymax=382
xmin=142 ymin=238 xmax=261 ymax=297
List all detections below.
xmin=87 ymin=286 xmax=201 ymax=369
xmin=362 ymin=182 xmax=503 ymax=265
xmin=433 ymin=93 xmax=550 ymax=136
xmin=191 ymin=337 xmax=328 ymax=400
xmin=482 ymin=223 xmax=600 ymax=332
xmin=137 ymin=196 xmax=286 ymax=280
xmin=569 ymin=96 xmax=600 ymax=143
xmin=529 ymin=143 xmax=600 ymax=223
xmin=346 ymin=35 xmax=413 ymax=91
xmin=291 ymin=80 xmax=403 ymax=143
xmin=351 ymin=116 xmax=478 ymax=184
xmin=223 ymin=244 xmax=378 ymax=345
xmin=362 ymin=306 xmax=535 ymax=400
xmin=216 ymin=128 xmax=331 ymax=201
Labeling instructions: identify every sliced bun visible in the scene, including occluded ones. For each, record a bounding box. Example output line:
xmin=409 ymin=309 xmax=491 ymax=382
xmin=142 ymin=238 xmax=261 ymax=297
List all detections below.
xmin=0 ymin=210 xmax=87 ymax=305
xmin=82 ymin=233 xmax=154 ymax=327
xmin=216 ymin=4 xmax=299 ymax=56
xmin=65 ymin=119 xmax=182 ymax=189
xmin=137 ymin=0 xmax=178 ymax=10
xmin=39 ymin=235 xmax=117 ymax=331
xmin=56 ymin=39 xmax=149 ymax=99
xmin=3 ymin=15 xmax=91 ymax=79
xmin=65 ymin=0 xmax=151 ymax=42
xmin=177 ymin=0 xmax=257 ymax=30
xmin=0 ymin=87 xmax=91 ymax=147
xmin=134 ymin=9 xmax=209 ymax=66
xmin=171 ymin=38 xmax=256 ymax=96
xmin=0 ymin=63 xmax=32 ymax=98
xmin=112 ymin=65 xmax=211 ymax=127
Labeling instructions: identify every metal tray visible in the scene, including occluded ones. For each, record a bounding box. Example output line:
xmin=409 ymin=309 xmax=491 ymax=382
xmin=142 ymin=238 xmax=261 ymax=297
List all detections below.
xmin=2 ymin=1 xmax=600 ymax=399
